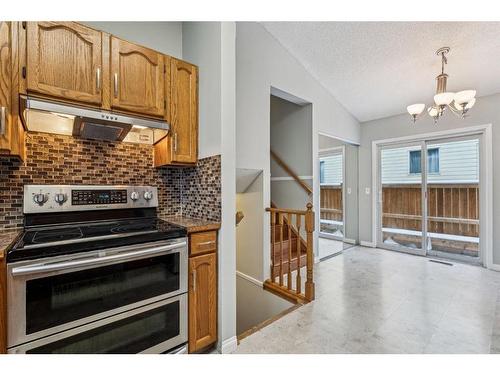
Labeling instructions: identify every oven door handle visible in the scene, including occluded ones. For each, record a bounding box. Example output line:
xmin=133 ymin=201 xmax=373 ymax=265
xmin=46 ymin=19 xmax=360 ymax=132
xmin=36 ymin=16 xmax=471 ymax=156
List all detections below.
xmin=11 ymin=241 xmax=187 ymax=277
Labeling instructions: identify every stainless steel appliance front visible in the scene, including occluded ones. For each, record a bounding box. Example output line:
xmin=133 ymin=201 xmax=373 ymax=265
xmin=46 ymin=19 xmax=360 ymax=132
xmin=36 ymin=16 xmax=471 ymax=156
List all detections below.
xmin=8 ymin=295 xmax=187 ymax=354
xmin=23 ymin=185 xmax=159 ymax=214
xmin=7 ymin=238 xmax=188 ymax=349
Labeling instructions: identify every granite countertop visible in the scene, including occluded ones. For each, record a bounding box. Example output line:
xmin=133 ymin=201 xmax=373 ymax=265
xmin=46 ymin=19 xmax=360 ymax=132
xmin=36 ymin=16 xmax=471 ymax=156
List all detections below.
xmin=0 ymin=229 xmax=22 ymax=260
xmin=161 ymin=215 xmax=221 ymax=233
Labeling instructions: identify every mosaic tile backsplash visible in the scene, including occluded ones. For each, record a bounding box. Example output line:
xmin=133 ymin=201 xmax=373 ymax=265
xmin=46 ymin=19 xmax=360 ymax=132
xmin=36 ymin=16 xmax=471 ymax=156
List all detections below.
xmin=0 ymin=132 xmax=221 ymax=229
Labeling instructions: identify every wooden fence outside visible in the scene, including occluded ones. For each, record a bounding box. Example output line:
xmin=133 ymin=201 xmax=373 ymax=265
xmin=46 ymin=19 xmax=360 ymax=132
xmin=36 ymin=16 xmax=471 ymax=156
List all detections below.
xmin=382 ymin=184 xmax=479 ymax=238
xmin=320 ymin=185 xmax=342 ymax=222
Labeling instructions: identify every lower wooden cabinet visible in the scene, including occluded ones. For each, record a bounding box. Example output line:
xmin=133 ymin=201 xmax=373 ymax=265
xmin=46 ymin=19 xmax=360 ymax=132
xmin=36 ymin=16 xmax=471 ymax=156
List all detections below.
xmin=188 ymin=247 xmax=217 ymax=353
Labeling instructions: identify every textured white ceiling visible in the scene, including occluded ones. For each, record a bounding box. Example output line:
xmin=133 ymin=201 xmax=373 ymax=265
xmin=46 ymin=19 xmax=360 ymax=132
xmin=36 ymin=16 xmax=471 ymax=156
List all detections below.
xmin=261 ymin=22 xmax=500 ymax=122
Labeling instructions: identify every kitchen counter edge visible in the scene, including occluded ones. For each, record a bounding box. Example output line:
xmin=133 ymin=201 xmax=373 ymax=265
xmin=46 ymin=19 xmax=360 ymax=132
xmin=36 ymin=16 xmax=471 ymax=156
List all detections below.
xmin=161 ymin=215 xmax=221 ymax=234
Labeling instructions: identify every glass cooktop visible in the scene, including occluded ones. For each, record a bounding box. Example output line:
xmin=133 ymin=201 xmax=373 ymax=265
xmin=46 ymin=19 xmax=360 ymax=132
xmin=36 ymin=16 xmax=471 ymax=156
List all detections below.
xmin=8 ymin=218 xmax=187 ymax=262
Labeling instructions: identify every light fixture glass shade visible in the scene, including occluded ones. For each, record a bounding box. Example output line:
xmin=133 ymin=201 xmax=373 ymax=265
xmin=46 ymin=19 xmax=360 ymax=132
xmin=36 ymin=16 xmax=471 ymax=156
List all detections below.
xmin=434 ymin=92 xmax=455 ymax=106
xmin=454 ymin=90 xmax=476 ymax=105
xmin=453 ymin=97 xmax=476 ymax=111
xmin=407 ymin=103 xmax=425 ymax=116
xmin=428 ymin=106 xmax=439 ymax=117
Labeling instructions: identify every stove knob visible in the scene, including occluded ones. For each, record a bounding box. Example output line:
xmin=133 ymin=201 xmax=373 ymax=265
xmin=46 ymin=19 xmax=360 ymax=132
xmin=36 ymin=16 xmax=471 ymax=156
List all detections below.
xmin=33 ymin=193 xmax=47 ymax=205
xmin=54 ymin=193 xmax=67 ymax=205
xmin=130 ymin=191 xmax=139 ymax=201
xmin=144 ymin=191 xmax=154 ymax=201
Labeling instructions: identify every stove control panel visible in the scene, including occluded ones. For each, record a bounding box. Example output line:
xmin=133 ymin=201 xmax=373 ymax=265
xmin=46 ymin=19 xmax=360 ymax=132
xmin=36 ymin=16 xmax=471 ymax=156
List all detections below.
xmin=24 ymin=185 xmax=158 ymax=214
xmin=72 ymin=189 xmax=128 ymax=205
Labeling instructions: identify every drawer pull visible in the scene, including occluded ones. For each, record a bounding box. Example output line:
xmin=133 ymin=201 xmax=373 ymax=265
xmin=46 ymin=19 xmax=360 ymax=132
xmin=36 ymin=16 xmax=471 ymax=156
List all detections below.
xmin=96 ymin=68 xmax=101 ymax=91
xmin=0 ymin=107 xmax=5 ymax=136
xmin=113 ymin=73 xmax=118 ymax=97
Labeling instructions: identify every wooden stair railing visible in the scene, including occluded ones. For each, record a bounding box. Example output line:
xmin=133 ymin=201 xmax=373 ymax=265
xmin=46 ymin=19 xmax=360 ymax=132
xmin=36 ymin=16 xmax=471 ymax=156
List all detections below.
xmin=271 ymin=150 xmax=313 ymax=196
xmin=264 ymin=203 xmax=315 ymax=304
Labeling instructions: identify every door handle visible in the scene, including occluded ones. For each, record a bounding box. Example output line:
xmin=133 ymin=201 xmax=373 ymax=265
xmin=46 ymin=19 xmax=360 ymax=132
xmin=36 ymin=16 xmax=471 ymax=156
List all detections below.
xmin=11 ymin=241 xmax=187 ymax=276
xmin=96 ymin=68 xmax=101 ymax=92
xmin=0 ymin=107 xmax=5 ymax=136
xmin=192 ymin=270 xmax=197 ymax=292
xmin=173 ymin=132 xmax=178 ymax=153
xmin=113 ymin=73 xmax=118 ymax=98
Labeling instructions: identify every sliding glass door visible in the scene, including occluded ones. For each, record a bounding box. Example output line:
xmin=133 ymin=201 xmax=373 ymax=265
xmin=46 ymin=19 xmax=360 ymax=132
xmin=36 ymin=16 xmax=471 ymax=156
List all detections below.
xmin=378 ymin=142 xmax=426 ymax=256
xmin=425 ymin=136 xmax=480 ymax=263
xmin=377 ymin=135 xmax=481 ymax=263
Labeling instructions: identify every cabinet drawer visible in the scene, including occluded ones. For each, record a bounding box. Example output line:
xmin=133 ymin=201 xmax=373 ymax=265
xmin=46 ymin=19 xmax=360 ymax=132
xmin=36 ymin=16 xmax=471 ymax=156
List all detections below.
xmin=189 ymin=231 xmax=217 ymax=256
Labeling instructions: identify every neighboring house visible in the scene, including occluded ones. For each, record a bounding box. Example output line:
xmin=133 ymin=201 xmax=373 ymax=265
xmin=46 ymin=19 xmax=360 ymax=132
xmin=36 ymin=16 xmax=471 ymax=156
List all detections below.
xmin=319 ymin=151 xmax=343 ymax=186
xmin=381 ymin=139 xmax=479 ymax=184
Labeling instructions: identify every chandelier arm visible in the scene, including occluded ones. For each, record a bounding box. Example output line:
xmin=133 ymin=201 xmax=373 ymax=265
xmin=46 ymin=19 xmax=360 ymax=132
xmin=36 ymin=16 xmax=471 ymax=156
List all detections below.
xmin=447 ymin=104 xmax=464 ymax=118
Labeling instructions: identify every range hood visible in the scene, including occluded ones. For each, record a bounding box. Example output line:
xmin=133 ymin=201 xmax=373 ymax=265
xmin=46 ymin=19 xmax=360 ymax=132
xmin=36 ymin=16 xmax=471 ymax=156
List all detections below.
xmin=20 ymin=96 xmax=169 ymax=145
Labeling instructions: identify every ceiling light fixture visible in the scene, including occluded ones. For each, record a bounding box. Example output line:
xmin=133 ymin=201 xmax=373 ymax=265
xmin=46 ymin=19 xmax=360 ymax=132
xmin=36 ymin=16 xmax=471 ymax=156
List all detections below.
xmin=407 ymin=47 xmax=476 ymax=124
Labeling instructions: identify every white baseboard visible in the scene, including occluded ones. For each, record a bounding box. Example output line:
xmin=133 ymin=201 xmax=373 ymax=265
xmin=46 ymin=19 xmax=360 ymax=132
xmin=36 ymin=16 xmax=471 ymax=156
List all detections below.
xmin=344 ymin=238 xmax=357 ymax=245
xmin=488 ymin=263 xmax=500 ymax=272
xmin=236 ymin=270 xmax=263 ymax=287
xmin=220 ymin=336 xmax=238 ymax=354
xmin=360 ymin=241 xmax=376 ymax=248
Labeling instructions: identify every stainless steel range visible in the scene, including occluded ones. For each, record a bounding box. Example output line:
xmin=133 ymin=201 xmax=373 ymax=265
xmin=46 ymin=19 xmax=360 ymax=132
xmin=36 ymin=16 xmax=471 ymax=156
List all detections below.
xmin=7 ymin=185 xmax=188 ymax=354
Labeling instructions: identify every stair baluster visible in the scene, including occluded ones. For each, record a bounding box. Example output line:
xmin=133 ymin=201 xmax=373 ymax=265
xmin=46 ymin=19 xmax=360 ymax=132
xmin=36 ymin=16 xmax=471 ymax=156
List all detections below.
xmin=264 ymin=204 xmax=315 ymax=304
xmin=296 ymin=214 xmax=302 ymax=295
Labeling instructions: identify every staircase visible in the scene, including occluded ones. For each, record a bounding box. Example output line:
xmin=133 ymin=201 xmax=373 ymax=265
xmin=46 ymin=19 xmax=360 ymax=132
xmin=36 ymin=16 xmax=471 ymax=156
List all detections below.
xmin=270 ymin=205 xmax=307 ymax=275
xmin=264 ymin=203 xmax=315 ymax=304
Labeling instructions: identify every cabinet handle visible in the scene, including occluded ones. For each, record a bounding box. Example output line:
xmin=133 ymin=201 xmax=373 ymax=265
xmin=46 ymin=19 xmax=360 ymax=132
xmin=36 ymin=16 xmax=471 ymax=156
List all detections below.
xmin=192 ymin=270 xmax=197 ymax=292
xmin=96 ymin=68 xmax=101 ymax=91
xmin=174 ymin=132 xmax=178 ymax=153
xmin=0 ymin=107 xmax=6 ymax=136
xmin=113 ymin=73 xmax=118 ymax=98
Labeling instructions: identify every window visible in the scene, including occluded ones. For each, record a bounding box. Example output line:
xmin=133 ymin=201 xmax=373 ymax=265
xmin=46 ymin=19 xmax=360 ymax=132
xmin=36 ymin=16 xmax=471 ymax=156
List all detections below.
xmin=320 ymin=161 xmax=325 ymax=184
xmin=409 ymin=148 xmax=439 ymax=174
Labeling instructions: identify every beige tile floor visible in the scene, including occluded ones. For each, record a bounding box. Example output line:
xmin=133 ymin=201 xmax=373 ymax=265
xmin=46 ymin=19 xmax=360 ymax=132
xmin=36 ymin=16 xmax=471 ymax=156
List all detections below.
xmin=318 ymin=238 xmax=344 ymax=259
xmin=235 ymin=246 xmax=500 ymax=354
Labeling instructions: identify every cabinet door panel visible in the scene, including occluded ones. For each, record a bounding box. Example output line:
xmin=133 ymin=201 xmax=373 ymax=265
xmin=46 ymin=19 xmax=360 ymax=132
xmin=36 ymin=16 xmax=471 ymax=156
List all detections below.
xmin=111 ymin=37 xmax=164 ymax=117
xmin=171 ymin=59 xmax=198 ymax=164
xmin=0 ymin=21 xmax=12 ymax=152
xmin=188 ymin=253 xmax=217 ymax=353
xmin=26 ymin=22 xmax=102 ymax=105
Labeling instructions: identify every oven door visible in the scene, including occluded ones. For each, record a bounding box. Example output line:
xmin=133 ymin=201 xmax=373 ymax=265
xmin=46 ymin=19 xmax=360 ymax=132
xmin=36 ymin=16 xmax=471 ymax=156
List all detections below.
xmin=7 ymin=237 xmax=187 ymax=348
xmin=8 ymin=294 xmax=187 ymax=354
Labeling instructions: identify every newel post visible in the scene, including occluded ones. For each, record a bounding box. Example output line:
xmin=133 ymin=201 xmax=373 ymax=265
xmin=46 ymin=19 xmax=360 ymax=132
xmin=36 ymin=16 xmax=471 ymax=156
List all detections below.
xmin=304 ymin=203 xmax=315 ymax=301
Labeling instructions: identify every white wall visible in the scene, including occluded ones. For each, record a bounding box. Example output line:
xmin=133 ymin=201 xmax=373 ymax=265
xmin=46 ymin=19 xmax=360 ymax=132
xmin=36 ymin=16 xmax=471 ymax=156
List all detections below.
xmin=180 ymin=22 xmax=238 ymax=352
xmin=358 ymin=93 xmax=500 ymax=264
xmin=270 ymin=95 xmax=312 ymax=177
xmin=182 ymin=22 xmax=222 ymax=159
xmin=84 ymin=22 xmax=183 ymax=58
xmin=236 ymin=275 xmax=292 ymax=335
xmin=236 ymin=173 xmax=264 ymax=280
xmin=236 ymin=22 xmax=360 ymax=280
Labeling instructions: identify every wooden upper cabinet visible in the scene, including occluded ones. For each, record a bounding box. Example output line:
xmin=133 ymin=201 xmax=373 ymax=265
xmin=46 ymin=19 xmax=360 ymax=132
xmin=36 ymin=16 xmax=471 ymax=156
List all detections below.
xmin=0 ymin=22 xmax=12 ymax=153
xmin=110 ymin=37 xmax=164 ymax=117
xmin=0 ymin=21 xmax=25 ymax=160
xmin=170 ymin=58 xmax=198 ymax=164
xmin=26 ymin=22 xmax=103 ymax=105
xmin=188 ymin=252 xmax=217 ymax=353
